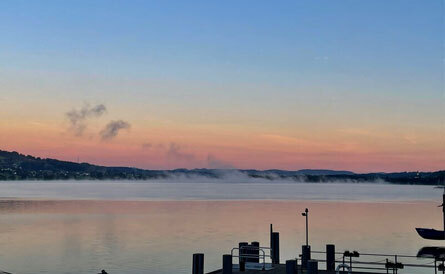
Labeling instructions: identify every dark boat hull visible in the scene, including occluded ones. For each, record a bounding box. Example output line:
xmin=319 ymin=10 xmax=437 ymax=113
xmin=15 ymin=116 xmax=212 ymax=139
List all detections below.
xmin=417 ymin=246 xmax=445 ymax=258
xmin=416 ymin=228 xmax=445 ymax=240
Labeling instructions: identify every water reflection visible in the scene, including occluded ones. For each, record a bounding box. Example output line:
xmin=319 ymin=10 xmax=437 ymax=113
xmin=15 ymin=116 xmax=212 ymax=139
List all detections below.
xmin=0 ymin=199 xmax=442 ymax=274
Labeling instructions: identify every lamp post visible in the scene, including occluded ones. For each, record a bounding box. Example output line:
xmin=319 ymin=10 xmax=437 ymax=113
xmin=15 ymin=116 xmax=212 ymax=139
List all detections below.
xmin=302 ymin=208 xmax=309 ymax=246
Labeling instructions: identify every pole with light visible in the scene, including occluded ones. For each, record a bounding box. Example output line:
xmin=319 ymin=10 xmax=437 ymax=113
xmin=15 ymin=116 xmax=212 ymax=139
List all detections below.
xmin=301 ymin=208 xmax=308 ymax=246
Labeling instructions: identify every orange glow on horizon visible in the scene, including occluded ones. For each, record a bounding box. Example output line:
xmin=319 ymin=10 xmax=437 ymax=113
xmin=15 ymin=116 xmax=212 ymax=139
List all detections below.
xmin=1 ymin=118 xmax=444 ymax=172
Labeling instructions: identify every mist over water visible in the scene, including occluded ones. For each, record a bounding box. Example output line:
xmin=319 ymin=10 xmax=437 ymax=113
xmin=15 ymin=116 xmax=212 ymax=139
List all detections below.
xmin=0 ymin=180 xmax=439 ymax=201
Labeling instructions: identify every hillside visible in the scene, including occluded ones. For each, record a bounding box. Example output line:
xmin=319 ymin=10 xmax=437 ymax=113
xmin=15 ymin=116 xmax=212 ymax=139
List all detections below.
xmin=0 ymin=150 xmax=443 ymax=184
xmin=0 ymin=150 xmax=165 ymax=180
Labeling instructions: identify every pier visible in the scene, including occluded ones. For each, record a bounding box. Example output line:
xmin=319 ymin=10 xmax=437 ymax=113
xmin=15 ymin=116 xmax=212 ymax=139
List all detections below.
xmin=207 ymin=265 xmax=378 ymax=274
xmin=192 ymin=224 xmax=445 ymax=274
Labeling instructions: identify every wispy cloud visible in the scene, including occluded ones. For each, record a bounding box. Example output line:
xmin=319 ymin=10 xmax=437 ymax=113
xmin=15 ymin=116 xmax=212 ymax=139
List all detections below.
xmin=166 ymin=143 xmax=195 ymax=162
xmin=66 ymin=103 xmax=107 ymax=136
xmin=100 ymin=120 xmax=131 ymax=140
xmin=206 ymin=154 xmax=234 ymax=169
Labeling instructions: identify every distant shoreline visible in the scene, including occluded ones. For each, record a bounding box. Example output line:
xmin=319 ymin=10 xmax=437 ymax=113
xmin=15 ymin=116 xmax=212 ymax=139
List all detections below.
xmin=1 ymin=150 xmax=444 ymax=184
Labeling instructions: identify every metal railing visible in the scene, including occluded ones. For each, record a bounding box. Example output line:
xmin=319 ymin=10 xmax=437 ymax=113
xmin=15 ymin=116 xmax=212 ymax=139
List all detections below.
xmin=231 ymin=246 xmax=273 ymax=270
xmin=307 ymin=250 xmax=444 ymax=274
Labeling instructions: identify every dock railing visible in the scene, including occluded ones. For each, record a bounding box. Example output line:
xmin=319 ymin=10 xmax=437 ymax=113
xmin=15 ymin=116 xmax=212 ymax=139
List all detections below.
xmin=306 ymin=249 xmax=444 ymax=274
xmin=231 ymin=246 xmax=273 ymax=270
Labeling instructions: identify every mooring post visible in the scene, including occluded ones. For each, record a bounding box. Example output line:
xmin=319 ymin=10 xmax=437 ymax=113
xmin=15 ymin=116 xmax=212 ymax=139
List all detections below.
xmin=239 ymin=242 xmax=248 ymax=265
xmin=192 ymin=253 xmax=204 ymax=274
xmin=286 ymin=259 xmax=297 ymax=274
xmin=239 ymin=262 xmax=245 ymax=272
xmin=271 ymin=232 xmax=280 ymax=264
xmin=251 ymin=241 xmax=260 ymax=263
xmin=222 ymin=254 xmax=232 ymax=274
xmin=326 ymin=244 xmax=335 ymax=271
xmin=270 ymin=224 xmax=273 ymax=248
xmin=307 ymin=260 xmax=318 ymax=274
xmin=245 ymin=244 xmax=252 ymax=263
xmin=239 ymin=259 xmax=245 ymax=272
xmin=302 ymin=245 xmax=311 ymax=269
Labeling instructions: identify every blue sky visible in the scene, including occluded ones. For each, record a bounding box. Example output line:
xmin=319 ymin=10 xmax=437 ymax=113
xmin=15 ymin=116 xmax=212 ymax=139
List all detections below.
xmin=1 ymin=0 xmax=442 ymax=82
xmin=0 ymin=0 xmax=443 ymax=171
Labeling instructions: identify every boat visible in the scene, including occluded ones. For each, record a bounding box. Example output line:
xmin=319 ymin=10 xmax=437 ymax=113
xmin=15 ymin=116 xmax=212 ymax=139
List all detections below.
xmin=416 ymin=190 xmax=445 ymax=240
xmin=416 ymin=228 xmax=445 ymax=240
xmin=417 ymin=246 xmax=445 ymax=259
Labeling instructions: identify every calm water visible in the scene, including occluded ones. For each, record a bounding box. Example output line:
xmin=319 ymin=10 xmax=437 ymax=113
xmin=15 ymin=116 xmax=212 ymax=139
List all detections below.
xmin=0 ymin=181 xmax=442 ymax=274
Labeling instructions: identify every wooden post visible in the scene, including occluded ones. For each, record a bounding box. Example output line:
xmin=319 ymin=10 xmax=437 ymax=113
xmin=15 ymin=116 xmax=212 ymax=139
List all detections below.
xmin=302 ymin=245 xmax=311 ymax=269
xmin=270 ymin=224 xmax=273 ymax=248
xmin=192 ymin=253 xmax=204 ymax=274
xmin=222 ymin=254 xmax=232 ymax=274
xmin=271 ymin=232 xmax=280 ymax=264
xmin=239 ymin=242 xmax=248 ymax=266
xmin=251 ymin=241 xmax=260 ymax=263
xmin=239 ymin=260 xmax=245 ymax=272
xmin=326 ymin=244 xmax=335 ymax=271
xmin=286 ymin=259 xmax=297 ymax=274
xmin=307 ymin=260 xmax=318 ymax=274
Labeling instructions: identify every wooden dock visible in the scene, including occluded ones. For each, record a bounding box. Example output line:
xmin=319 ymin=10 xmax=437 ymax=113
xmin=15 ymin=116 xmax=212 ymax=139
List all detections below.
xmin=193 ymin=223 xmax=441 ymax=274
xmin=207 ymin=264 xmax=379 ymax=274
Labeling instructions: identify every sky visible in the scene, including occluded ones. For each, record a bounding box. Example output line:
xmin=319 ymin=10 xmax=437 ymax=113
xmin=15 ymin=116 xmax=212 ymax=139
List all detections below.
xmin=0 ymin=0 xmax=444 ymax=172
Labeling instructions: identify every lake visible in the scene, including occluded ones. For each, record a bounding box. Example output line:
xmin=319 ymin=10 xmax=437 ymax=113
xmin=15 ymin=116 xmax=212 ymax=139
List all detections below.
xmin=0 ymin=180 xmax=442 ymax=274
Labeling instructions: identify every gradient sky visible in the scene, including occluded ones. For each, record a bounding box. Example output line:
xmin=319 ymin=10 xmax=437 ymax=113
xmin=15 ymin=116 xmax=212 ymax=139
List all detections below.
xmin=0 ymin=0 xmax=444 ymax=172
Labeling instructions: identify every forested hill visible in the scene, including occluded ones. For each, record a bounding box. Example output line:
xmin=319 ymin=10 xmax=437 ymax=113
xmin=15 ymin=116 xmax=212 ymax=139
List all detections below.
xmin=0 ymin=150 xmax=165 ymax=180
xmin=0 ymin=150 xmax=443 ymax=184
